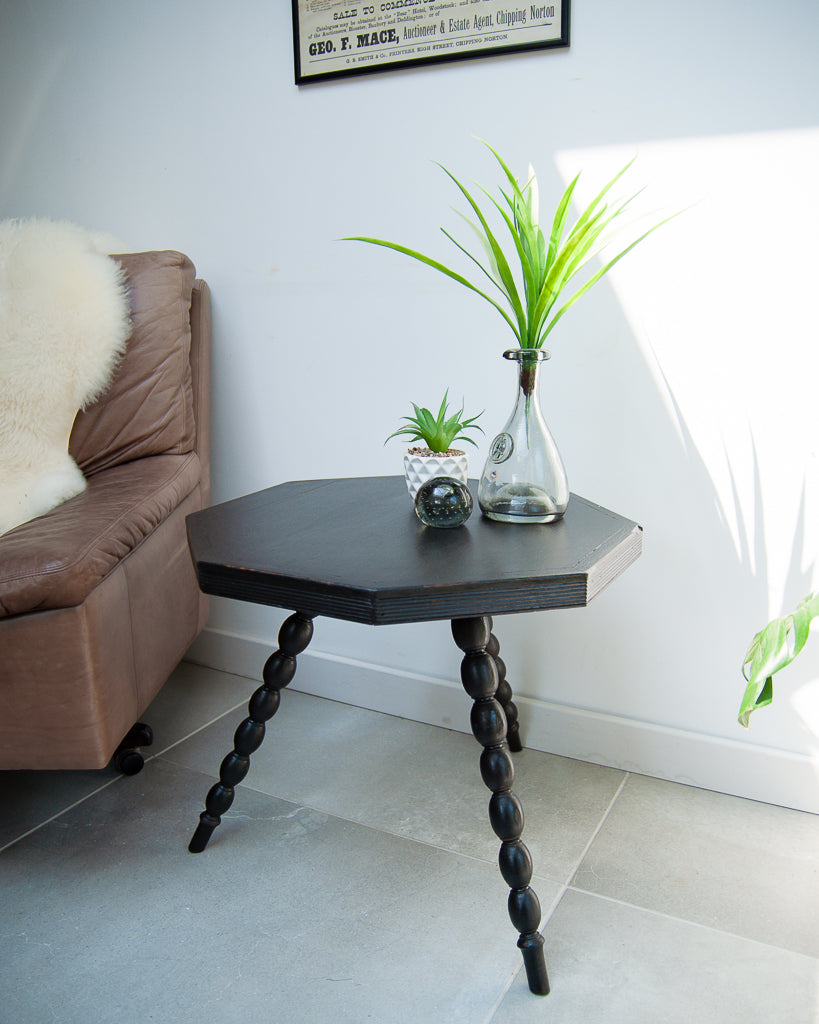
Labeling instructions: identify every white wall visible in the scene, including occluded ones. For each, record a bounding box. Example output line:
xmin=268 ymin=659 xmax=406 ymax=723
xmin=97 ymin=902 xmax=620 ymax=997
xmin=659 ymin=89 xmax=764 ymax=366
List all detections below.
xmin=2 ymin=0 xmax=819 ymax=810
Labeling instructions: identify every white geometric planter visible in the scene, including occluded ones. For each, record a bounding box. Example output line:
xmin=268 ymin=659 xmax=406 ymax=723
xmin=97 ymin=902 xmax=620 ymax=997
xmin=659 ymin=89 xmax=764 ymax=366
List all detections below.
xmin=403 ymin=449 xmax=469 ymax=500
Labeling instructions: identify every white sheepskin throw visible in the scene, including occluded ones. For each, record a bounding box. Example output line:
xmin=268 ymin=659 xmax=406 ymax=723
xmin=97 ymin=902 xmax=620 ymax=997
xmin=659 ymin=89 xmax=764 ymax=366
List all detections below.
xmin=0 ymin=218 xmax=132 ymax=536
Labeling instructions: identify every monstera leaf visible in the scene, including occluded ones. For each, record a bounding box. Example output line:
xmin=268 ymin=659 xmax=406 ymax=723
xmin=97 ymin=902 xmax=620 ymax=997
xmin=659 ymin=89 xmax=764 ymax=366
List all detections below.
xmin=739 ymin=592 xmax=819 ymax=727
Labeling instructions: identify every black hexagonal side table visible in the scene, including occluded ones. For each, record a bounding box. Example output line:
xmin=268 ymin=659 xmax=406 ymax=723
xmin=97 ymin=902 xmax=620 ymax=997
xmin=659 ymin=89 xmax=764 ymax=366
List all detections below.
xmin=184 ymin=476 xmax=642 ymax=997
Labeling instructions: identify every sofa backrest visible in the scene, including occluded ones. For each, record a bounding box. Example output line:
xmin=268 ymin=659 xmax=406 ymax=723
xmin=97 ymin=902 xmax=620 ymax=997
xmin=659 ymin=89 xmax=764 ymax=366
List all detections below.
xmin=69 ymin=250 xmax=197 ymax=476
xmin=189 ymin=277 xmax=211 ymax=505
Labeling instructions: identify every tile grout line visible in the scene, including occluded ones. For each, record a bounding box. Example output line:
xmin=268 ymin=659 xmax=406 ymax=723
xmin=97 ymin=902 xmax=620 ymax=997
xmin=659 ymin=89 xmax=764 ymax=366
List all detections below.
xmin=483 ymin=771 xmax=633 ymax=1022
xmin=522 ymin=770 xmax=631 ymax=938
xmin=561 ymin=885 xmax=819 ymax=960
xmin=558 ymin=768 xmax=817 ymax=957
xmin=166 ymin=710 xmax=635 ymax=928
xmin=0 ymin=699 xmax=250 ymax=856
xmin=0 ymin=774 xmax=123 ymax=855
xmin=208 ymin=767 xmax=622 ymax=894
xmin=560 ymin=770 xmax=631 ymax=891
xmin=146 ymin=698 xmax=250 ymax=763
xmin=480 ymin=962 xmax=528 ymax=1024
xmin=156 ymin=719 xmax=566 ymax=1024
xmin=167 ymin=732 xmax=615 ymax=1009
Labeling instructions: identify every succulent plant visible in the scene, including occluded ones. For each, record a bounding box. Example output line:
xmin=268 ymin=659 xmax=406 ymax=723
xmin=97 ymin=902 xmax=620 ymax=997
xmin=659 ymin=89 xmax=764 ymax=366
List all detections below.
xmin=386 ymin=390 xmax=483 ymax=454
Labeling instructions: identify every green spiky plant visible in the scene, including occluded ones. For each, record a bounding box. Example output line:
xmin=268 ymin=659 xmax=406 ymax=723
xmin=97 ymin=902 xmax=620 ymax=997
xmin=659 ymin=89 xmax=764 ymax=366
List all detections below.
xmin=386 ymin=390 xmax=483 ymax=454
xmin=347 ymin=141 xmax=675 ymax=354
xmin=739 ymin=592 xmax=819 ymax=727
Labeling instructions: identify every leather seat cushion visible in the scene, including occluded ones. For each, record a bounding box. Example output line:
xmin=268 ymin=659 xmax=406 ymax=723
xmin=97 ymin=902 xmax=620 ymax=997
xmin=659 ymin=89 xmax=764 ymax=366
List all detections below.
xmin=69 ymin=251 xmax=197 ymax=476
xmin=0 ymin=452 xmax=201 ymax=618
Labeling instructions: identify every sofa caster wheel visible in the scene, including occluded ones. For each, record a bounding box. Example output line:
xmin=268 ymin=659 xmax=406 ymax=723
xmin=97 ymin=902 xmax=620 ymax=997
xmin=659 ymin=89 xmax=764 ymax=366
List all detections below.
xmin=123 ymin=723 xmax=153 ymax=747
xmin=114 ymin=748 xmax=145 ymax=775
xmin=112 ymin=722 xmax=154 ymax=775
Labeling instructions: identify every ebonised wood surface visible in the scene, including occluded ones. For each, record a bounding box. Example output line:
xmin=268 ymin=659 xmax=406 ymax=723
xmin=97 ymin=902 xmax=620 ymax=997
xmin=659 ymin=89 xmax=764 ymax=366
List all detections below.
xmin=186 ymin=476 xmax=642 ymax=625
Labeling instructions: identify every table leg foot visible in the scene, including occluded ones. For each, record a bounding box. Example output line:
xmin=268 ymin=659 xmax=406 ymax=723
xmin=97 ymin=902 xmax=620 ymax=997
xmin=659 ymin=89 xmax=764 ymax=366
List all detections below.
xmin=189 ymin=816 xmax=218 ymax=854
xmin=518 ymin=933 xmax=550 ymax=995
xmin=451 ymin=615 xmax=550 ymax=998
xmin=188 ymin=611 xmax=314 ymax=854
xmin=486 ymin=619 xmax=522 ymax=753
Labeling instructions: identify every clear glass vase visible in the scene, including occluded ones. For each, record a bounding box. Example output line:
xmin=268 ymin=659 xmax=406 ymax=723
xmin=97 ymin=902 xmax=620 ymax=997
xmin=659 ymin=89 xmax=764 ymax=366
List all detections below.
xmin=478 ymin=349 xmax=570 ymax=524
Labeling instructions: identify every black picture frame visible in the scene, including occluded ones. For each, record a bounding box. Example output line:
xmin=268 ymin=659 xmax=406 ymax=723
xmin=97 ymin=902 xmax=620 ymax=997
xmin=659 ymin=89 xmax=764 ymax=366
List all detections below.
xmin=292 ymin=1 xmax=570 ymax=84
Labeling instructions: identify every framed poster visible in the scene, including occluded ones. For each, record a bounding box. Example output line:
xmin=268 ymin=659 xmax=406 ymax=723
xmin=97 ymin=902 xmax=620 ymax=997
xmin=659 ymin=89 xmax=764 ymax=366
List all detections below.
xmin=292 ymin=0 xmax=570 ymax=84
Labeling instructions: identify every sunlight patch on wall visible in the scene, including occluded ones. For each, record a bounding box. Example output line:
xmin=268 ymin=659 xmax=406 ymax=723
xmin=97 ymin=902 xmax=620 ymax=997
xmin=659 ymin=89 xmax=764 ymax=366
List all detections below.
xmin=557 ymin=129 xmax=819 ymax=618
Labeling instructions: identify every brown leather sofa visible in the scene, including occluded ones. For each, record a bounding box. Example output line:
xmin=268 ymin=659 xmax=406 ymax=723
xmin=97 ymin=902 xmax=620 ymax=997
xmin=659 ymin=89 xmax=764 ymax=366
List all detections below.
xmin=0 ymin=250 xmax=210 ymax=772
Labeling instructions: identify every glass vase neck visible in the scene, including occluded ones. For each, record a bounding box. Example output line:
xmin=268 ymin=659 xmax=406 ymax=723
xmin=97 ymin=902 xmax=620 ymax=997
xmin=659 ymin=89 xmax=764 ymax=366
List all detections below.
xmin=503 ymin=348 xmax=550 ymax=362
xmin=504 ymin=348 xmax=549 ymax=397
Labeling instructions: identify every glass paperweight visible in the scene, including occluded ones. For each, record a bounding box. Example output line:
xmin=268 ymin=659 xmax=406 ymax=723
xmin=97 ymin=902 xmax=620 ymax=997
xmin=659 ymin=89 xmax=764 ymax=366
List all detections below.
xmin=414 ymin=477 xmax=473 ymax=528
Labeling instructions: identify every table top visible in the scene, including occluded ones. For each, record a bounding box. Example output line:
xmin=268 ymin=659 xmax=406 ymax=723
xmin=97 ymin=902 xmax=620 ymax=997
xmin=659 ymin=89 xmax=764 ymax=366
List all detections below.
xmin=186 ymin=476 xmax=642 ymax=625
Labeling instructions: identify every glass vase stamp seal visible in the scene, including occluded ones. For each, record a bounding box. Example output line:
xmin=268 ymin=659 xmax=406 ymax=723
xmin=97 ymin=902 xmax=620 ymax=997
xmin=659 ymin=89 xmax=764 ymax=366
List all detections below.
xmin=478 ymin=349 xmax=569 ymax=525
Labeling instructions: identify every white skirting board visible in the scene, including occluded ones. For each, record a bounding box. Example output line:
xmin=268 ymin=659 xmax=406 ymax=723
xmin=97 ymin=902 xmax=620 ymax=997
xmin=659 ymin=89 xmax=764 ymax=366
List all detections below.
xmin=185 ymin=627 xmax=819 ymax=816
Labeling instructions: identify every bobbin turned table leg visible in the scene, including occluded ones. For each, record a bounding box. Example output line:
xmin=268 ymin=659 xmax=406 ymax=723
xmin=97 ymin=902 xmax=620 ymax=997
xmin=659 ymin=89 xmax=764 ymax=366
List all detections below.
xmin=188 ymin=611 xmax=315 ymax=854
xmin=451 ymin=616 xmax=549 ymax=996
xmin=486 ymin=617 xmax=523 ymax=753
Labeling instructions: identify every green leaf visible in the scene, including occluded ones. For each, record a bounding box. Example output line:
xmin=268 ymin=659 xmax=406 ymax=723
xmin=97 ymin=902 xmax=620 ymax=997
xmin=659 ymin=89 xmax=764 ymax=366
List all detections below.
xmin=436 ymin=164 xmax=528 ymax=342
xmin=540 ymin=209 xmax=682 ymax=343
xmin=481 ymin=191 xmax=539 ymax=342
xmin=346 ymin=142 xmax=676 ymax=350
xmin=547 ymin=174 xmax=579 ymax=270
xmin=450 ymin=209 xmax=503 ymax=287
xmin=738 ymin=592 xmax=819 ymax=727
xmin=566 ymin=159 xmax=636 ymax=246
xmin=346 ymin=235 xmax=521 ymax=340
xmin=384 ymin=390 xmax=484 ymax=452
xmin=441 ymin=227 xmax=512 ymax=312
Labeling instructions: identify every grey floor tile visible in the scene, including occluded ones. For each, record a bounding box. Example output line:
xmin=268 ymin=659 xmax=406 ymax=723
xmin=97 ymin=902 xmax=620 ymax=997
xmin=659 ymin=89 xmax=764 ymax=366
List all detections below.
xmin=4 ymin=662 xmax=819 ymax=1024
xmin=0 ymin=757 xmax=561 ymax=1024
xmin=0 ymin=767 xmax=117 ymax=851
xmin=493 ymin=890 xmax=819 ymax=1024
xmin=572 ymin=773 xmax=819 ymax=956
xmin=166 ymin=685 xmax=625 ymax=884
xmin=141 ymin=660 xmax=256 ymax=756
